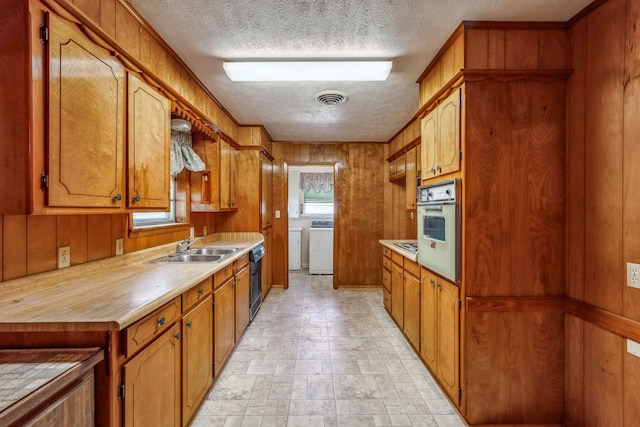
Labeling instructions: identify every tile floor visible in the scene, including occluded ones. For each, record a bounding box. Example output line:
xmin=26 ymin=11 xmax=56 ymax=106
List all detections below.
xmin=191 ymin=270 xmax=466 ymax=427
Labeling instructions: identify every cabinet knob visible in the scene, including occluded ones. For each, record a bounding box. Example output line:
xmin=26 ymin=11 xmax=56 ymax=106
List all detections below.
xmin=186 ymin=321 xmax=192 ymax=328
xmin=114 ymin=193 xmax=122 ymax=201
xmin=133 ymin=195 xmax=141 ymax=203
xmin=157 ymin=317 xmax=165 ymax=327
xmin=198 ymin=288 xmax=204 ymax=295
xmin=435 ymin=165 xmax=441 ymax=172
xmin=430 ymin=279 xmax=435 ymax=285
xmin=174 ymin=332 xmax=181 ymax=340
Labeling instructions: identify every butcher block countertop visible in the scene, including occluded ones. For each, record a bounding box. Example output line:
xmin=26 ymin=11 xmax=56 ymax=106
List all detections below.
xmin=379 ymin=239 xmax=418 ymax=262
xmin=0 ymin=233 xmax=263 ymax=333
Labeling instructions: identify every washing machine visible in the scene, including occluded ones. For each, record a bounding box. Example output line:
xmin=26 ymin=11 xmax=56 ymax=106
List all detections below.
xmin=308 ymin=220 xmax=333 ymax=274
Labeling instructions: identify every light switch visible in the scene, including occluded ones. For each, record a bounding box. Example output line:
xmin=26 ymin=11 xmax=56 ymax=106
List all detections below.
xmin=275 ymin=210 xmax=281 ymax=219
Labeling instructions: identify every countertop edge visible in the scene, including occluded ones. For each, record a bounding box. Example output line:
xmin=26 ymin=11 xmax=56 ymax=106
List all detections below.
xmin=0 ymin=234 xmax=265 ymax=332
xmin=379 ymin=239 xmax=419 ymax=263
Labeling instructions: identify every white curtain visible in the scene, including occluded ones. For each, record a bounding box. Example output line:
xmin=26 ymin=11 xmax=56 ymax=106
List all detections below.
xmin=300 ymin=172 xmax=333 ymax=193
xmin=170 ymin=130 xmax=205 ymax=175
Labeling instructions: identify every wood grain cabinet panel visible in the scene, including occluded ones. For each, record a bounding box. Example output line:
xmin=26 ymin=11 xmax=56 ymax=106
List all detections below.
xmin=235 ymin=265 xmax=250 ymax=341
xmin=391 ymin=262 xmax=404 ymax=328
xmin=25 ymin=375 xmax=95 ymax=427
xmin=123 ymin=323 xmax=181 ymax=427
xmin=190 ymin=134 xmax=238 ymax=212
xmin=403 ymin=269 xmax=420 ymax=351
xmin=421 ymin=88 xmax=461 ymax=181
xmin=420 ymin=269 xmax=438 ymax=372
xmin=127 ymin=73 xmax=171 ymax=209
xmin=47 ymin=13 xmax=125 ymax=208
xmin=405 ymin=147 xmax=418 ymax=209
xmin=182 ymin=296 xmax=213 ymax=427
xmin=213 ymin=277 xmax=235 ymax=377
xmin=437 ymin=278 xmax=460 ymax=403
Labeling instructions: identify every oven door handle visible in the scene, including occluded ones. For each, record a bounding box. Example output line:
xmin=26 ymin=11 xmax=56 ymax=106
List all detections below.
xmin=423 ymin=206 xmax=443 ymax=211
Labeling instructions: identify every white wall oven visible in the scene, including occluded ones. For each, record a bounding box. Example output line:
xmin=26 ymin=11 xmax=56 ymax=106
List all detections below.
xmin=417 ymin=179 xmax=461 ymax=283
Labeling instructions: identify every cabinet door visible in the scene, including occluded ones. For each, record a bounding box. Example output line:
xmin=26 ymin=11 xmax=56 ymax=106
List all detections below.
xmin=182 ymin=296 xmax=213 ymax=426
xmin=438 ymin=277 xmax=460 ymax=404
xmin=127 ymin=73 xmax=171 ymax=209
xmin=395 ymin=155 xmax=406 ymax=178
xmin=391 ymin=262 xmax=404 ymax=328
xmin=261 ymin=227 xmax=273 ymax=296
xmin=421 ymin=111 xmax=437 ymax=181
xmin=388 ymin=160 xmax=397 ymax=181
xmin=235 ymin=265 xmax=250 ymax=341
xmin=420 ymin=269 xmax=438 ymax=372
xmin=405 ymin=147 xmax=417 ymax=209
xmin=48 ymin=13 xmax=125 ymax=208
xmin=403 ymin=271 xmax=420 ymax=350
xmin=220 ymin=140 xmax=233 ymax=210
xmin=436 ymin=89 xmax=461 ymax=176
xmin=123 ymin=323 xmax=181 ymax=427
xmin=260 ymin=154 xmax=273 ymax=228
xmin=213 ymin=278 xmax=235 ymax=377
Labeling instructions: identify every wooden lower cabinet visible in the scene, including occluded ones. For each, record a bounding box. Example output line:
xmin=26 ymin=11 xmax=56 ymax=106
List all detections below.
xmin=123 ymin=323 xmax=181 ymax=427
xmin=213 ymin=277 xmax=235 ymax=377
xmin=235 ymin=265 xmax=250 ymax=341
xmin=182 ymin=296 xmax=213 ymax=426
xmin=403 ymin=268 xmax=420 ymax=351
xmin=420 ymin=268 xmax=459 ymax=404
xmin=391 ymin=261 xmax=404 ymax=328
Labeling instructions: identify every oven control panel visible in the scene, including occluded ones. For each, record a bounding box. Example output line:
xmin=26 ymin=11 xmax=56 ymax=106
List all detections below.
xmin=418 ymin=179 xmax=460 ymax=204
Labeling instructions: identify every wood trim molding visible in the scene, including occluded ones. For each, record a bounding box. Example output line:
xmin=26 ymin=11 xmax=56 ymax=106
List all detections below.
xmin=565 ymin=298 xmax=640 ymax=343
xmin=171 ymin=102 xmax=219 ymax=140
xmin=466 ymin=296 xmax=565 ymax=313
xmin=461 ymin=20 xmax=569 ymax=30
xmin=236 ymin=145 xmax=275 ymax=162
xmin=386 ymin=136 xmax=421 ymax=162
xmin=461 ymin=69 xmax=573 ymax=82
xmin=42 ymin=0 xmax=238 ymax=139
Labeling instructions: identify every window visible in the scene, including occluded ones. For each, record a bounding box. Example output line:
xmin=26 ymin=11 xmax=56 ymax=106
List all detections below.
xmin=303 ymin=187 xmax=334 ymax=215
xmin=132 ymin=175 xmax=177 ymax=227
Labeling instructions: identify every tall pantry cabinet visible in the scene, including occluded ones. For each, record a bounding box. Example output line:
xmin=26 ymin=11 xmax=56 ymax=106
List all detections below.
xmin=414 ymin=23 xmax=568 ymax=425
xmin=216 ymin=126 xmax=274 ymax=294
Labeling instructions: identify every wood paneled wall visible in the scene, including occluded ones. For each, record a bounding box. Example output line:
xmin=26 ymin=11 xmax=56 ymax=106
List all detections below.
xmin=271 ymin=142 xmax=385 ymax=289
xmin=0 ymin=211 xmax=216 ymax=284
xmin=566 ymin=0 xmax=640 ymax=425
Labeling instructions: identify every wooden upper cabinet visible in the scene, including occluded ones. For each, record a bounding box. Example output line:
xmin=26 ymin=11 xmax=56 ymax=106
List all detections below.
xmin=260 ymin=153 xmax=273 ymax=229
xmin=47 ymin=13 xmax=125 ymax=208
xmin=421 ymin=88 xmax=461 ymax=181
xmin=127 ymin=73 xmax=171 ymax=209
xmin=191 ymin=133 xmax=238 ymax=212
xmin=220 ymin=140 xmax=237 ymax=210
xmin=405 ymin=147 xmax=418 ymax=209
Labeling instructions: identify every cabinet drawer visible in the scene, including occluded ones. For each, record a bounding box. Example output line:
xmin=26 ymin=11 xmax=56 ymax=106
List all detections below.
xmin=382 ymin=256 xmax=392 ymax=272
xmin=235 ymin=254 xmax=249 ymax=270
xmin=383 ymin=288 xmax=391 ymax=313
xmin=382 ymin=247 xmax=391 ymax=258
xmin=214 ymin=264 xmax=234 ymax=289
xmin=404 ymin=259 xmax=421 ymax=278
xmin=183 ymin=276 xmax=213 ymax=313
xmin=124 ymin=297 xmax=181 ymax=358
xmin=382 ymin=268 xmax=391 ymax=292
xmin=391 ymin=251 xmax=404 ymax=266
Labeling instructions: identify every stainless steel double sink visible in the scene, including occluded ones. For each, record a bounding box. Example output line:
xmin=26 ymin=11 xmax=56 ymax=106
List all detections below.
xmin=148 ymin=247 xmax=240 ymax=263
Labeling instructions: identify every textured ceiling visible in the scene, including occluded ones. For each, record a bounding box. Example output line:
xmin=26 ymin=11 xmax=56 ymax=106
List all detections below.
xmin=127 ymin=0 xmax=593 ymax=142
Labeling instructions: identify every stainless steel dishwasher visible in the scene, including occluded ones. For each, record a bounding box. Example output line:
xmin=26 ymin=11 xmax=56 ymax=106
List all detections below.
xmin=249 ymin=244 xmax=265 ymax=320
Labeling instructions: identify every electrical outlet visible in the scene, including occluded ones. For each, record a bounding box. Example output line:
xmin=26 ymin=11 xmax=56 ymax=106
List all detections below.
xmin=628 ymin=262 xmax=640 ymax=289
xmin=190 ymin=227 xmax=195 ymax=238
xmin=275 ymin=210 xmax=281 ymax=219
xmin=628 ymin=339 xmax=640 ymax=358
xmin=115 ymin=238 xmax=124 ymax=256
xmin=58 ymin=246 xmax=70 ymax=269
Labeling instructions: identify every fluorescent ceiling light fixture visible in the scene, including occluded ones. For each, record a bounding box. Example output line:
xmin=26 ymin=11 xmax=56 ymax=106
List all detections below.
xmin=223 ymin=61 xmax=392 ymax=81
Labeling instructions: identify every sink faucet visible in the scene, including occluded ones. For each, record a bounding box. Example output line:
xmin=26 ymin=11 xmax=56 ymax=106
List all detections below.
xmin=176 ymin=237 xmax=203 ymax=254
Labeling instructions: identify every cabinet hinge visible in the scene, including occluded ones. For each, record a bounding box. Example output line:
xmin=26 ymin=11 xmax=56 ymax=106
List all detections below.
xmin=458 ymin=298 xmax=462 ymax=310
xmin=458 ymin=387 xmax=462 ymax=399
xmin=39 ymin=24 xmax=48 ymax=44
xmin=40 ymin=172 xmax=48 ymax=190
xmin=212 ymin=301 xmax=215 ymax=311
xmin=118 ymin=384 xmax=125 ymax=400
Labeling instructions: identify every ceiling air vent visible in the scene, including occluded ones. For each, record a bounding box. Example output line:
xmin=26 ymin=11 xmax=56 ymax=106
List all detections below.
xmin=314 ymin=90 xmax=348 ymax=105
